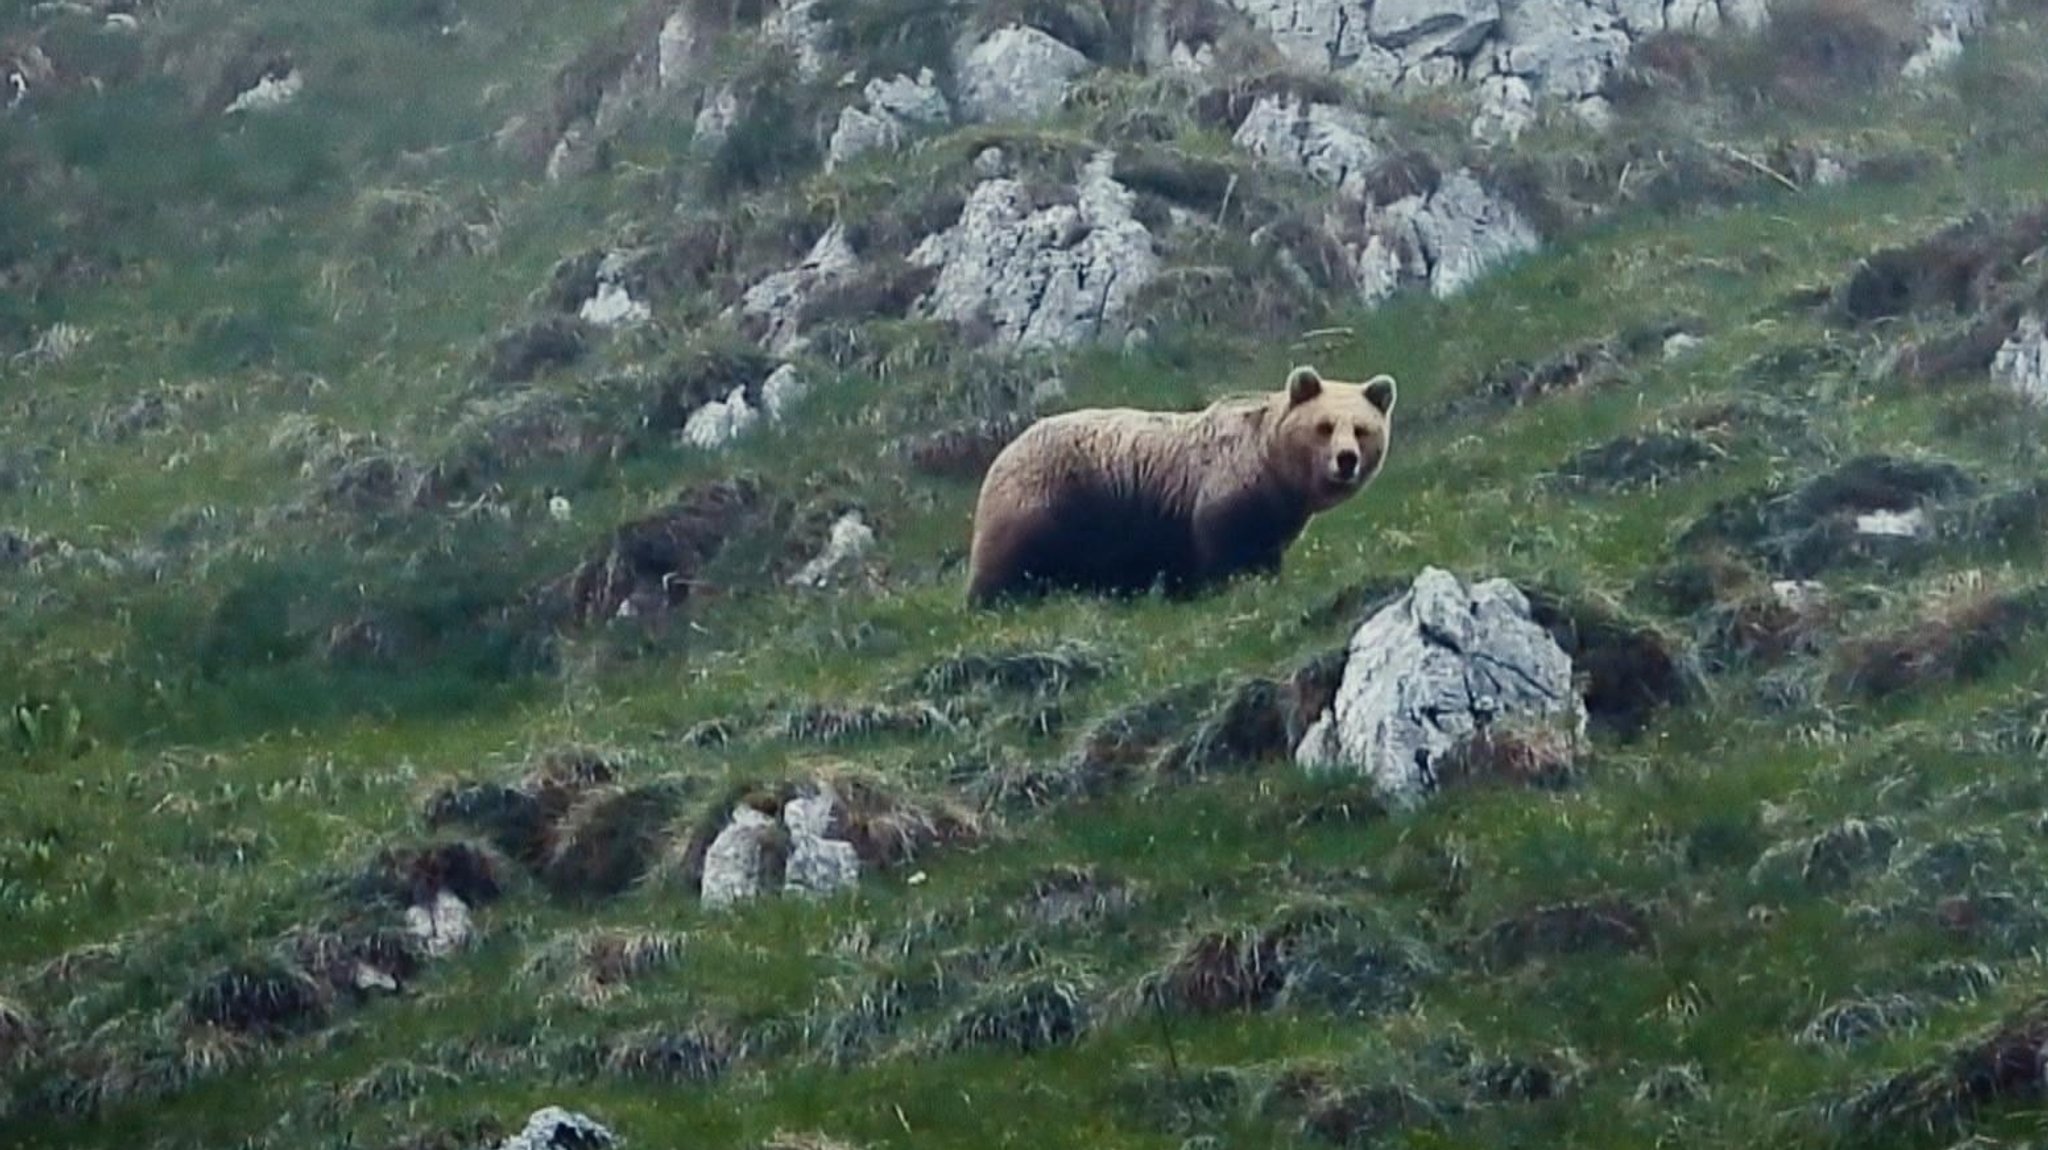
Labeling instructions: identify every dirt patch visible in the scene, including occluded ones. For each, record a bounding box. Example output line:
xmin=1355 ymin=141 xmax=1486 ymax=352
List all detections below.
xmin=1434 ymin=718 xmax=1582 ymax=794
xmin=1464 ymin=336 xmax=1629 ymax=412
xmin=1157 ymin=651 xmax=1344 ymax=778
xmin=1154 ymin=928 xmax=1289 ymax=1013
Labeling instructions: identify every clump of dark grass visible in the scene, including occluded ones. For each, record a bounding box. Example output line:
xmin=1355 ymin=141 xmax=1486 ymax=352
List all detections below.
xmin=1824 ymin=996 xmax=2048 ymax=1143
xmin=183 ymin=960 xmax=331 ymax=1038
xmin=1831 ymin=581 xmax=2048 ymax=702
xmin=1464 ymin=897 xmax=1657 ymax=972
xmin=541 ymin=780 xmax=693 ymax=901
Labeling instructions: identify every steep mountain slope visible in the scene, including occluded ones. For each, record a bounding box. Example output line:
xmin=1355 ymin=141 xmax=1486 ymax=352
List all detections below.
xmin=7 ymin=0 xmax=2048 ymax=1147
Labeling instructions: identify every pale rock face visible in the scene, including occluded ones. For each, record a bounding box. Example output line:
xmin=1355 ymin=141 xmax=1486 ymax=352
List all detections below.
xmin=699 ymin=806 xmax=780 ymax=909
xmin=738 ymin=220 xmax=861 ymax=355
xmin=403 ymin=889 xmax=473 ymax=958
xmin=909 ymin=151 xmax=1160 ymax=350
xmin=788 ymin=512 xmax=876 ymax=589
xmin=495 ymin=1107 xmax=618 ymax=1150
xmin=826 ymin=68 xmax=950 ymax=171
xmin=1230 ymin=94 xmax=1382 ymax=198
xmin=576 ymin=251 xmax=650 ymax=328
xmin=952 ymin=25 xmax=1093 ymax=124
xmin=682 ymin=386 xmax=760 ymax=450
xmin=1295 ymin=566 xmax=1587 ymax=810
xmin=1992 ymin=314 xmax=2048 ymax=407
xmin=224 ymin=69 xmax=301 ymax=115
xmin=781 ymin=782 xmax=861 ymax=896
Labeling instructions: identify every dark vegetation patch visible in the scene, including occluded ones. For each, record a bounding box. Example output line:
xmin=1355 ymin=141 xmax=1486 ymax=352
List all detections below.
xmin=355 ymin=839 xmax=510 ymax=910
xmin=1431 ymin=718 xmax=1583 ymax=794
xmin=479 ymin=314 xmax=595 ymax=384
xmin=912 ymin=641 xmax=1109 ymax=699
xmin=1827 ymin=996 xmax=2048 ymax=1143
xmin=1146 ymin=905 xmax=1436 ymax=1021
xmin=1156 ymin=648 xmax=1346 ymax=777
xmin=1010 ymin=864 xmax=1139 ymax=929
xmin=638 ymin=341 xmax=782 ymax=438
xmin=1193 ymin=68 xmax=1350 ymax=132
xmin=1715 ymin=0 xmax=1920 ymax=110
xmin=423 ymin=745 xmax=625 ymax=870
xmin=598 ymin=1023 xmax=740 ymax=1084
xmin=1677 ymin=454 xmax=1979 ymax=579
xmin=534 ymin=476 xmax=772 ymax=628
xmin=1750 ymin=815 xmax=1901 ymax=892
xmin=1525 ymin=587 xmax=1698 ymax=740
xmin=1832 ymin=582 xmax=2048 ymax=703
xmin=184 ymin=960 xmax=330 ymax=1037
xmin=778 ymin=700 xmax=953 ymax=743
xmin=1549 ymin=431 xmax=1726 ymax=493
xmin=1833 ymin=208 xmax=2048 ymax=328
xmin=702 ymin=63 xmax=828 ymax=199
xmin=942 ymin=975 xmax=1088 ymax=1054
xmin=1465 ymin=897 xmax=1657 ymax=971
xmin=541 ymin=781 xmax=693 ymax=900
xmin=1264 ymin=1069 xmax=1448 ymax=1149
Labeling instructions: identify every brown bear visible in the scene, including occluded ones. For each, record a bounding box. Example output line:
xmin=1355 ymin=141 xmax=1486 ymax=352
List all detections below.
xmin=964 ymin=364 xmax=1396 ymax=608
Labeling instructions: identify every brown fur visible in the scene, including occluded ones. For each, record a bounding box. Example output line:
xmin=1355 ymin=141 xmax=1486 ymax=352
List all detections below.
xmin=965 ymin=365 xmax=1395 ymax=608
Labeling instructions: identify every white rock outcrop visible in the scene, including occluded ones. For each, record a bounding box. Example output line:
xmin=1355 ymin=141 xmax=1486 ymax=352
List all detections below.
xmin=737 ymin=220 xmax=860 ymax=355
xmin=1295 ymin=567 xmax=1587 ymax=809
xmin=403 ymin=889 xmax=473 ymax=959
xmin=953 ymin=25 xmax=1092 ymax=124
xmin=788 ymin=511 xmax=876 ymax=589
xmin=1231 ymin=94 xmax=1382 ymax=199
xmin=909 ymin=150 xmax=1160 ymax=350
xmin=699 ymin=782 xmax=861 ymax=908
xmin=495 ymin=1107 xmax=618 ymax=1150
xmin=827 ymin=68 xmax=951 ymax=171
xmin=576 ymin=251 xmax=651 ymax=328
xmin=1992 ymin=313 xmax=2048 ymax=407
xmin=1310 ymin=167 xmax=1541 ymax=304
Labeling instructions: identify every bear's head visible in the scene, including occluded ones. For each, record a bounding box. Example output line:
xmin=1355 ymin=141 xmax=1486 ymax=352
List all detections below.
xmin=1273 ymin=364 xmax=1396 ymax=509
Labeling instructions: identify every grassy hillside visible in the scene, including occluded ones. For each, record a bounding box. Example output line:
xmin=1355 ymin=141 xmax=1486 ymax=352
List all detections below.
xmin=8 ymin=0 xmax=2048 ymax=1147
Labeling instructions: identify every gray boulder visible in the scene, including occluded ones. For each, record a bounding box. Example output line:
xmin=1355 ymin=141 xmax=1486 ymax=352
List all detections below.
xmin=908 ymin=150 xmax=1160 ymax=350
xmin=1230 ymin=94 xmax=1382 ymax=198
xmin=1992 ymin=314 xmax=2048 ymax=408
xmin=495 ymin=1107 xmax=617 ymax=1150
xmin=736 ymin=220 xmax=860 ymax=355
xmin=1295 ymin=567 xmax=1587 ymax=810
xmin=699 ymin=782 xmax=862 ymax=908
xmin=1323 ymin=168 xmax=1540 ymax=304
xmin=827 ymin=68 xmax=950 ymax=171
xmin=953 ymin=25 xmax=1092 ymax=124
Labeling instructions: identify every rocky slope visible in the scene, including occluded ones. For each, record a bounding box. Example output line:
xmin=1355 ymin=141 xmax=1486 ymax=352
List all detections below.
xmin=6 ymin=0 xmax=2048 ymax=1147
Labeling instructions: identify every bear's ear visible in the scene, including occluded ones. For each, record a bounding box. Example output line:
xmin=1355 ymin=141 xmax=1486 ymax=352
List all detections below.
xmin=1363 ymin=374 xmax=1396 ymax=416
xmin=1286 ymin=365 xmax=1323 ymax=406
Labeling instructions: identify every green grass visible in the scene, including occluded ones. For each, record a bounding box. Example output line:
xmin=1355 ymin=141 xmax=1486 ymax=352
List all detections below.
xmin=8 ymin=1 xmax=2048 ymax=1148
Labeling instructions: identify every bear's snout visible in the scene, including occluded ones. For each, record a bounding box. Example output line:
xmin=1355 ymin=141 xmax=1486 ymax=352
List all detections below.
xmin=1334 ymin=448 xmax=1361 ymax=480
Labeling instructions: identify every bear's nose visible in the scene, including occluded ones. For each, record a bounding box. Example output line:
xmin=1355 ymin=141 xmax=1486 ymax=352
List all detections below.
xmin=1335 ymin=449 xmax=1360 ymax=479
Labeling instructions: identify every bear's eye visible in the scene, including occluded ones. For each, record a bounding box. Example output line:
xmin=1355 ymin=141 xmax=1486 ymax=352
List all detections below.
xmin=1315 ymin=420 xmax=1334 ymax=437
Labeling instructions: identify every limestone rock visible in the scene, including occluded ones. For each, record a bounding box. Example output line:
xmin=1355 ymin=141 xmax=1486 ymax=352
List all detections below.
xmin=1295 ymin=567 xmax=1587 ymax=809
xmin=681 ymin=386 xmax=760 ymax=450
xmin=1230 ymin=94 xmax=1381 ymax=198
xmin=576 ymin=251 xmax=650 ymax=328
xmin=699 ymin=806 xmax=781 ymax=909
xmin=788 ymin=512 xmax=876 ymax=589
xmin=1323 ymin=168 xmax=1540 ymax=304
xmin=1991 ymin=313 xmax=2048 ymax=407
xmin=781 ymin=782 xmax=861 ymax=897
xmin=908 ymin=150 xmax=1160 ymax=350
xmin=953 ymin=25 xmax=1092 ymax=124
xmin=827 ymin=68 xmax=950 ymax=171
xmin=495 ymin=1107 xmax=618 ymax=1150
xmin=403 ymin=889 xmax=473 ymax=959
xmin=737 ymin=220 xmax=860 ymax=355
